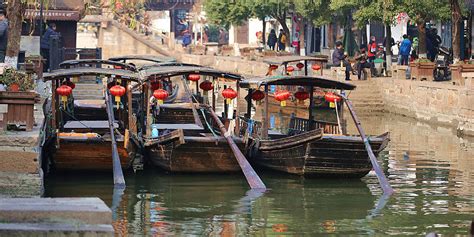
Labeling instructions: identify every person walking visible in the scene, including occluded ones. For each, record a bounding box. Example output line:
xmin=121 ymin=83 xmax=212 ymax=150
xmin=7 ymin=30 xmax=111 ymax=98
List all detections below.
xmin=332 ymin=41 xmax=351 ymax=81
xmin=278 ymin=29 xmax=286 ymax=51
xmin=367 ymin=36 xmax=377 ymax=76
xmin=398 ymin=34 xmax=412 ymax=65
xmin=40 ymin=23 xmax=59 ymax=71
xmin=267 ymin=29 xmax=277 ymax=51
xmin=0 ymin=10 xmax=8 ymax=63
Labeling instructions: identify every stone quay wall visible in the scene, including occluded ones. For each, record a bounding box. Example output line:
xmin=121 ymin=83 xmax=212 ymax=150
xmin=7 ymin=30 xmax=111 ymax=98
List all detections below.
xmin=376 ymin=77 xmax=474 ymax=137
xmin=0 ymin=102 xmax=44 ymax=197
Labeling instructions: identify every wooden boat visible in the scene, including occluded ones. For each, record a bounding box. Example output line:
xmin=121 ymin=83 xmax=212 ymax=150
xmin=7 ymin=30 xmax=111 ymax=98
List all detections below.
xmin=263 ymin=56 xmax=333 ymax=109
xmin=239 ymin=76 xmax=389 ymax=178
xmin=139 ymin=66 xmax=247 ymax=172
xmin=42 ymin=67 xmax=143 ymax=172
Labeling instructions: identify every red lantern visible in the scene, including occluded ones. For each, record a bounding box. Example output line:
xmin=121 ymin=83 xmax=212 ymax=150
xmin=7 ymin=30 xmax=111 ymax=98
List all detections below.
xmin=251 ymin=90 xmax=265 ymax=101
xmin=188 ymin=74 xmax=200 ymax=82
xmin=56 ymin=85 xmax=72 ymax=108
xmin=110 ymin=85 xmax=126 ymax=107
xmin=63 ymin=80 xmax=75 ymax=90
xmin=222 ymin=88 xmax=237 ymax=104
xmin=324 ymin=92 xmax=341 ymax=103
xmin=269 ymin=64 xmax=278 ymax=70
xmin=151 ymin=80 xmax=161 ymax=91
xmin=199 ymin=80 xmax=213 ymax=91
xmin=294 ymin=91 xmax=310 ymax=103
xmin=153 ymin=89 xmax=168 ymax=104
xmin=296 ymin=63 xmax=304 ymax=70
xmin=286 ymin=66 xmax=295 ymax=75
xmin=312 ymin=64 xmax=321 ymax=71
xmin=274 ymin=90 xmax=290 ymax=107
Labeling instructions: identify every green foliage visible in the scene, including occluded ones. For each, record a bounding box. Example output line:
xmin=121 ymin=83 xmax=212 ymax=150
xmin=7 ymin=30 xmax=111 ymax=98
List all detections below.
xmin=399 ymin=0 xmax=450 ymax=23
xmin=293 ymin=0 xmax=332 ymax=26
xmin=204 ymin=0 xmax=251 ymax=29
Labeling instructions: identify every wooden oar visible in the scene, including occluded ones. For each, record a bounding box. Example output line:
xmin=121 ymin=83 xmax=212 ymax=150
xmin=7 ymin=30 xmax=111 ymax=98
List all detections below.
xmin=207 ymin=106 xmax=266 ymax=190
xmin=105 ymin=90 xmax=126 ymax=188
xmin=340 ymin=94 xmax=394 ymax=195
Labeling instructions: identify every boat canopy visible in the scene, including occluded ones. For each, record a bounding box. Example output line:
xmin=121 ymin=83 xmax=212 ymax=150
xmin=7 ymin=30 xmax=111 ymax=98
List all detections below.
xmin=239 ymin=75 xmax=356 ymax=90
xmin=59 ymin=59 xmax=136 ymax=71
xmin=43 ymin=68 xmax=141 ymax=82
xmin=108 ymin=55 xmax=176 ymax=64
xmin=141 ymin=66 xmax=242 ymax=81
xmin=263 ymin=56 xmax=328 ymax=65
xmin=139 ymin=62 xmax=202 ymax=70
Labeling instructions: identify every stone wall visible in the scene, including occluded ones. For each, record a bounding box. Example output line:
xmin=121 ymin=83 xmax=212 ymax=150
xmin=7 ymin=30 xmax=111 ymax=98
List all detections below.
xmin=98 ymin=21 xmax=171 ymax=60
xmin=0 ymin=102 xmax=44 ymax=197
xmin=376 ymin=77 xmax=474 ymax=136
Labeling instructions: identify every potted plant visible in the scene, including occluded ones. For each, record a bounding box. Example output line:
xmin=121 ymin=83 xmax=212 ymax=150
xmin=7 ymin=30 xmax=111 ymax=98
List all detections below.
xmin=0 ymin=68 xmax=38 ymax=131
xmin=0 ymin=68 xmax=35 ymax=92
xmin=450 ymin=60 xmax=474 ymax=86
xmin=410 ymin=58 xmax=435 ymax=81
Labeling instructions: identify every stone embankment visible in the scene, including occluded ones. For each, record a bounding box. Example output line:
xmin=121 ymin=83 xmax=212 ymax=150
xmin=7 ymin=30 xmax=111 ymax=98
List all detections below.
xmin=0 ymin=197 xmax=114 ymax=236
xmin=0 ymin=101 xmax=44 ymax=197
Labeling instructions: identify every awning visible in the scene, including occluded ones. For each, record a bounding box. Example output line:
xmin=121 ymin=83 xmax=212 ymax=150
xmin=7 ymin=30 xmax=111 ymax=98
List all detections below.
xmin=24 ymin=9 xmax=81 ymax=21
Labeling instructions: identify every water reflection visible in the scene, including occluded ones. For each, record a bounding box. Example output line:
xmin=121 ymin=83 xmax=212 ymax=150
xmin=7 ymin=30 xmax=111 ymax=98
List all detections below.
xmin=45 ymin=113 xmax=474 ymax=236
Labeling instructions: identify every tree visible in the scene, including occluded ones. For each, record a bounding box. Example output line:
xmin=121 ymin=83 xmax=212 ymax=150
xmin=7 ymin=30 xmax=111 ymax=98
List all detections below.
xmin=203 ymin=0 xmax=251 ymax=30
xmin=353 ymin=0 xmax=401 ymax=74
xmin=250 ymin=1 xmax=274 ymax=48
xmin=399 ymin=0 xmax=450 ymax=58
xmin=253 ymin=0 xmax=291 ymax=47
xmin=5 ymin=0 xmax=27 ymax=67
xmin=293 ymin=0 xmax=332 ymax=54
xmin=449 ymin=0 xmax=469 ymax=62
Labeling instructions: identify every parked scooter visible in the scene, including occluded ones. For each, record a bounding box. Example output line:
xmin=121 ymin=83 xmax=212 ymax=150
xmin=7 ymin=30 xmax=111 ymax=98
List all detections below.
xmin=434 ymin=46 xmax=452 ymax=81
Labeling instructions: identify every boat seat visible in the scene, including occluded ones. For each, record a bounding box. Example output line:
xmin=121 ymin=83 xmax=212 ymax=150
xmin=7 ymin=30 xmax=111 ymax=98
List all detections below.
xmin=152 ymin=123 xmax=204 ymax=130
xmin=64 ymin=120 xmax=118 ymax=130
xmin=74 ymin=100 xmax=106 ymax=109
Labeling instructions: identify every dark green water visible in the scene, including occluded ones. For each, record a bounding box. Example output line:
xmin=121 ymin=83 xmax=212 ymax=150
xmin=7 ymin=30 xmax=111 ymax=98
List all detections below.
xmin=44 ymin=114 xmax=474 ymax=236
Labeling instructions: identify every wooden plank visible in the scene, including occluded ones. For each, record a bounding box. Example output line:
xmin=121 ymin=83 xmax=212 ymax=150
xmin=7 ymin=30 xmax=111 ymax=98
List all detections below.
xmin=207 ymin=107 xmax=266 ymax=190
xmin=105 ymin=91 xmax=126 ymax=188
xmin=341 ymin=94 xmax=393 ymax=195
xmin=259 ymin=128 xmax=323 ymax=151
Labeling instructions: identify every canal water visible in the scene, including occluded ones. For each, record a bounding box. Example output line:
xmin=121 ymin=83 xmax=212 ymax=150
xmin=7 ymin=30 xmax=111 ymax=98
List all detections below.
xmin=44 ymin=112 xmax=474 ymax=236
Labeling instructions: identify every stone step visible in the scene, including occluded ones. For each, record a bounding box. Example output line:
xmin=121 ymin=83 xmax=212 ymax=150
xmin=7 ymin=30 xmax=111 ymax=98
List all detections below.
xmin=0 ymin=223 xmax=113 ymax=236
xmin=0 ymin=197 xmax=112 ymax=225
xmin=75 ymin=95 xmax=104 ymax=100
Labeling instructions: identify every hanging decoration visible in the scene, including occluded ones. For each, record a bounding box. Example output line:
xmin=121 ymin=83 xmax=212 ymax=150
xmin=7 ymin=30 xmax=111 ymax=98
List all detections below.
xmin=324 ymin=92 xmax=341 ymax=109
xmin=188 ymin=74 xmax=200 ymax=83
xmin=286 ymin=66 xmax=295 ymax=75
xmin=251 ymin=90 xmax=265 ymax=102
xmin=296 ymin=63 xmax=304 ymax=70
xmin=110 ymin=85 xmax=126 ymax=107
xmin=274 ymin=90 xmax=290 ymax=107
xmin=312 ymin=64 xmax=321 ymax=71
xmin=56 ymin=85 xmax=72 ymax=108
xmin=294 ymin=91 xmax=310 ymax=104
xmin=222 ymin=88 xmax=237 ymax=104
xmin=151 ymin=80 xmax=161 ymax=91
xmin=267 ymin=64 xmax=279 ymax=76
xmin=199 ymin=80 xmax=213 ymax=91
xmin=153 ymin=89 xmax=169 ymax=104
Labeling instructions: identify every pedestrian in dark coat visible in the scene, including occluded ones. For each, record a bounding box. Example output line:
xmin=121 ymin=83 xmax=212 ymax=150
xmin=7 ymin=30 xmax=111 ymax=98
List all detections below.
xmin=40 ymin=23 xmax=59 ymax=71
xmin=267 ymin=29 xmax=277 ymax=51
xmin=332 ymin=41 xmax=351 ymax=81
